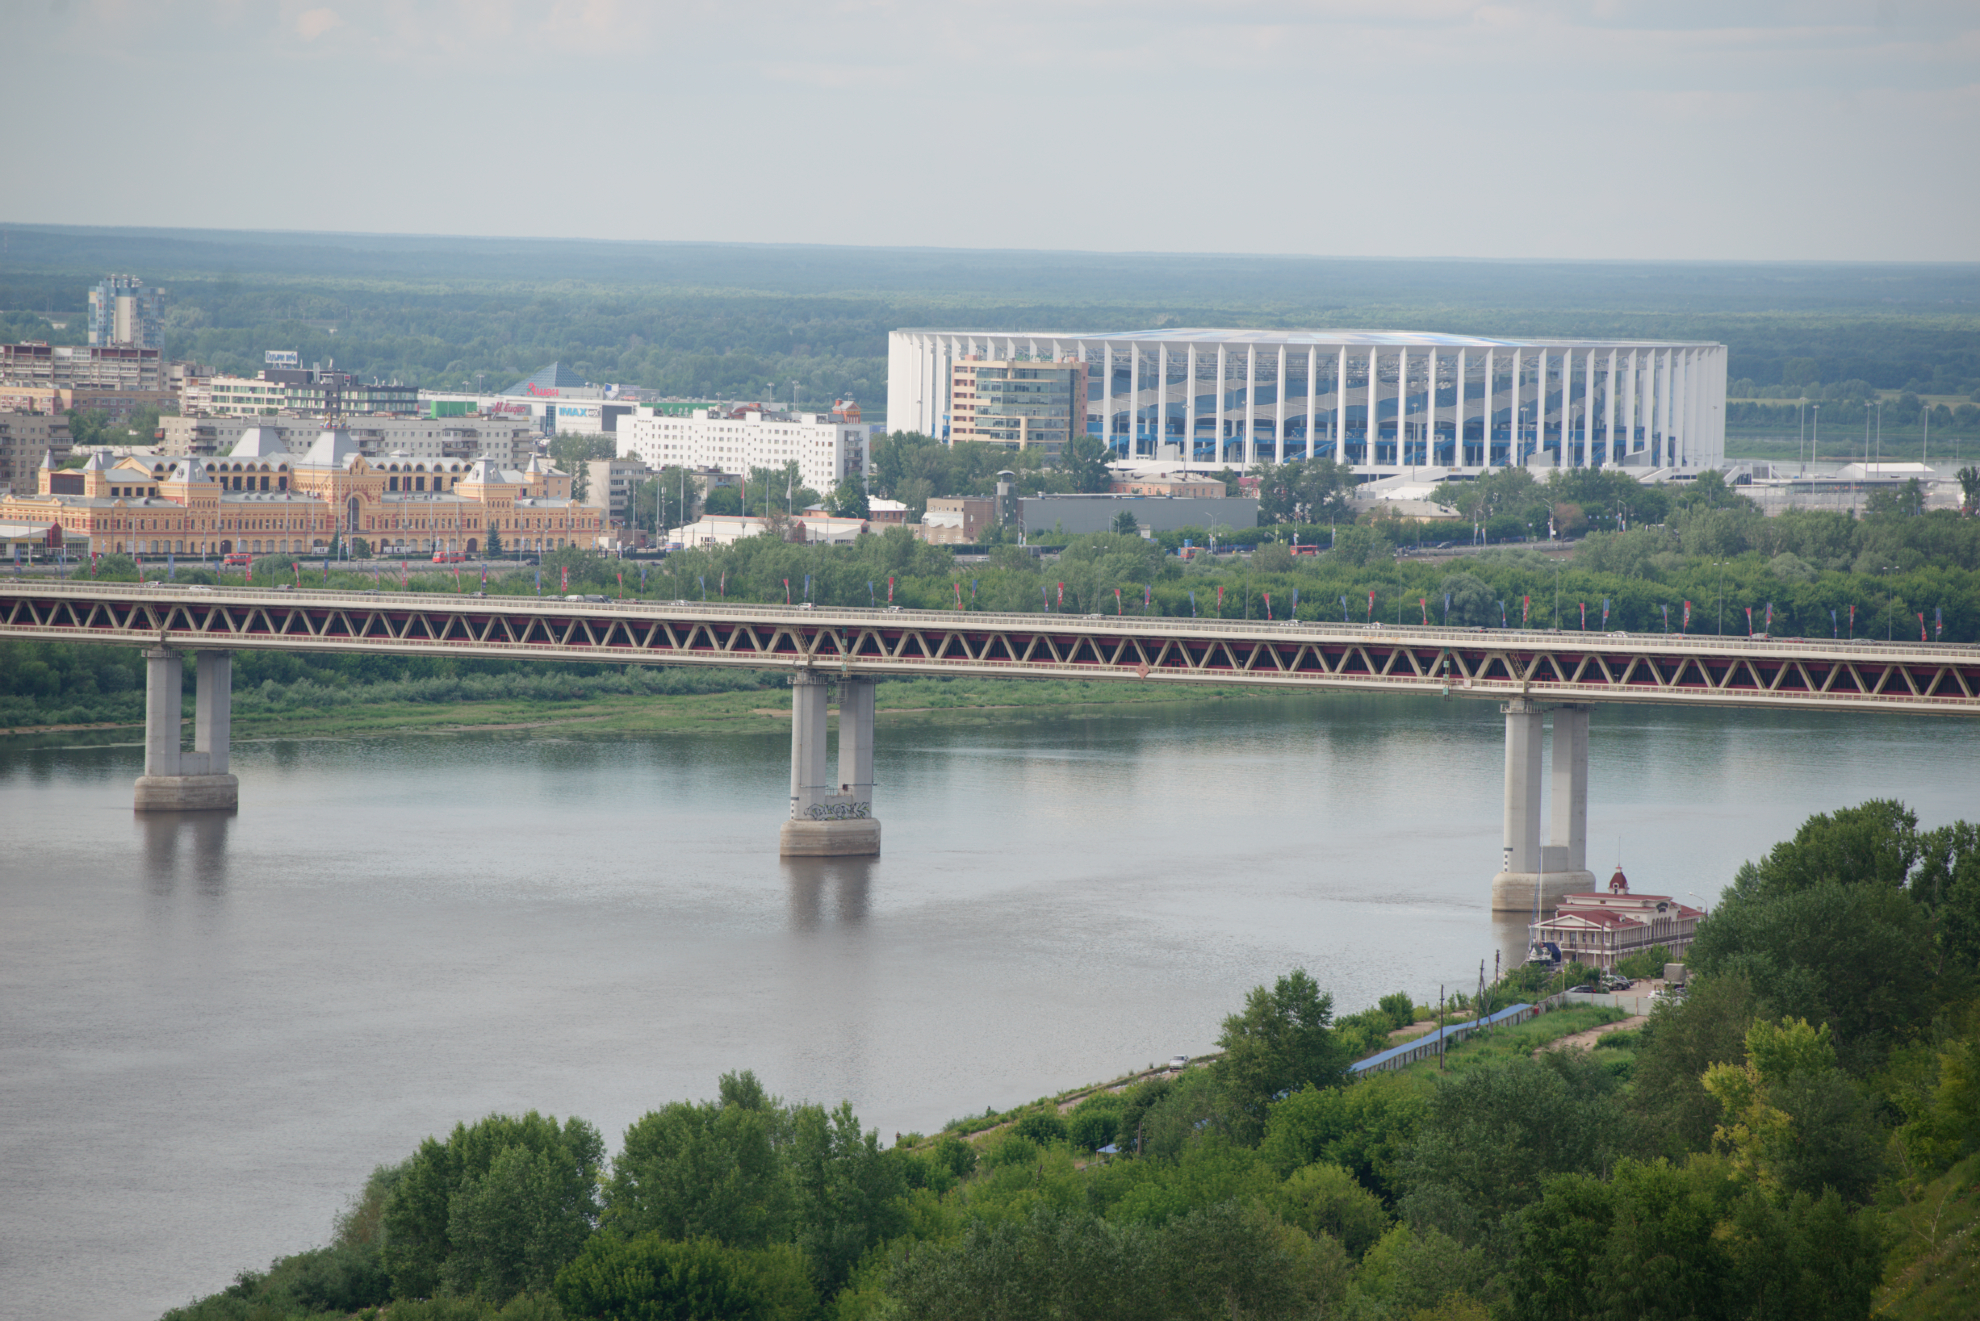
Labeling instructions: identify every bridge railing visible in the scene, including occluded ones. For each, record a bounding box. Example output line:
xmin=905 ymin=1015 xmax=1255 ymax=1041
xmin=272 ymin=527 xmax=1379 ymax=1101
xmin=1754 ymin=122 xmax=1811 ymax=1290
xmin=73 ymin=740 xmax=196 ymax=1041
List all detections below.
xmin=7 ymin=580 xmax=1974 ymax=663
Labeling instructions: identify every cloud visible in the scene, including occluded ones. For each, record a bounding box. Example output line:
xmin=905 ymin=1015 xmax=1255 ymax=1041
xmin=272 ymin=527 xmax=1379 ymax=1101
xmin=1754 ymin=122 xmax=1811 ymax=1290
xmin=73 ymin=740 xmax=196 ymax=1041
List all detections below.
xmin=295 ymin=7 xmax=343 ymax=40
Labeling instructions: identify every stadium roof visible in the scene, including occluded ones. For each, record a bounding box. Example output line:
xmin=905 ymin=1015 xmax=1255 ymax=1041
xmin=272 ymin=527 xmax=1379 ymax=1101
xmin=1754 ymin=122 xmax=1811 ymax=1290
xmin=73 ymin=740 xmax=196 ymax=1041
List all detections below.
xmin=503 ymin=362 xmax=590 ymax=395
xmin=898 ymin=328 xmax=1721 ymax=348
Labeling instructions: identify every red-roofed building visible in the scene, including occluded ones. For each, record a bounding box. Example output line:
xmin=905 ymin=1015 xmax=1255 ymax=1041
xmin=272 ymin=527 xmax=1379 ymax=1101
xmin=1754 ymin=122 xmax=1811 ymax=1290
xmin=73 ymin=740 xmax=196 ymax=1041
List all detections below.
xmin=1528 ymin=869 xmax=1702 ymax=971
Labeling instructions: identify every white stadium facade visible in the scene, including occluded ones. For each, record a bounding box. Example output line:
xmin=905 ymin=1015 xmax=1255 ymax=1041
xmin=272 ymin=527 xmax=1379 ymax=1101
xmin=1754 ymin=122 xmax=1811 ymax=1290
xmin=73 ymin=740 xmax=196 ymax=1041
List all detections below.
xmin=888 ymin=329 xmax=1726 ymax=475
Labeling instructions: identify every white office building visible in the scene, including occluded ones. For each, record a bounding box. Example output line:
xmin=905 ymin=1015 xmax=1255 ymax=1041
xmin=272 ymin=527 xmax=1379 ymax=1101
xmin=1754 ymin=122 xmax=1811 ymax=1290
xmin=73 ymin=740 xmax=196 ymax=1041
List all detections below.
xmin=889 ymin=329 xmax=1727 ymax=475
xmin=616 ymin=406 xmax=868 ymax=495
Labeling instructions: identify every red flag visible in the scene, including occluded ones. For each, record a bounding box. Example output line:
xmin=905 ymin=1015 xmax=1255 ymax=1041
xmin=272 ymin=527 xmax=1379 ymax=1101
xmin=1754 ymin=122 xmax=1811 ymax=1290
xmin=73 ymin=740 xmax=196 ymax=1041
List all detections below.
xmin=783 ymin=578 xmax=791 ymax=604
xmin=1057 ymin=582 xmax=1065 ymax=606
xmin=560 ymin=565 xmax=569 ymax=591
xmin=295 ymin=562 xmax=302 ymax=588
xmin=1263 ymin=592 xmax=1272 ymax=620
xmin=886 ymin=576 xmax=894 ymax=603
xmin=1216 ymin=584 xmax=1224 ymax=616
xmin=1920 ymin=612 xmax=1928 ymax=642
xmin=400 ymin=560 xmax=407 ymax=589
xmin=955 ymin=582 xmax=964 ymax=609
xmin=1116 ymin=587 xmax=1124 ymax=616
xmin=616 ymin=570 xmax=623 ymax=597
xmin=1367 ymin=590 xmax=1374 ymax=622
xmin=1848 ymin=603 xmax=1854 ymax=637
xmin=1522 ymin=595 xmax=1529 ymax=625
xmin=1579 ymin=602 xmax=1586 ymax=629
xmin=1420 ymin=596 xmax=1428 ymax=625
xmin=1744 ymin=606 xmax=1753 ymax=634
xmin=1683 ymin=600 xmax=1692 ymax=632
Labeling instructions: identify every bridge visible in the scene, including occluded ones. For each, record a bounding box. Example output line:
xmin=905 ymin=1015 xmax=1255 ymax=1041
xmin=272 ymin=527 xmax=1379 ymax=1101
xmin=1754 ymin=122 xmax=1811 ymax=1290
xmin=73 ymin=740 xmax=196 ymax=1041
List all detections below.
xmin=8 ymin=581 xmax=1978 ymax=905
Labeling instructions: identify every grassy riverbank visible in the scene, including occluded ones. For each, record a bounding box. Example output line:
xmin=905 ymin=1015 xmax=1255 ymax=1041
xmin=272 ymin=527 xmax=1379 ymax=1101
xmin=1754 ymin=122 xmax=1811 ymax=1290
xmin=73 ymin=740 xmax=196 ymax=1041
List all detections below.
xmin=0 ymin=674 xmax=1279 ymax=743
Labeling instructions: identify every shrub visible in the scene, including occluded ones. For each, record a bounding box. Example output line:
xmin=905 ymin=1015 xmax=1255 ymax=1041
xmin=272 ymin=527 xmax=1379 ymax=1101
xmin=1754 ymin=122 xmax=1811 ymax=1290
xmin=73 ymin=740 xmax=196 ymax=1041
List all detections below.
xmin=1012 ymin=1110 xmax=1068 ymax=1146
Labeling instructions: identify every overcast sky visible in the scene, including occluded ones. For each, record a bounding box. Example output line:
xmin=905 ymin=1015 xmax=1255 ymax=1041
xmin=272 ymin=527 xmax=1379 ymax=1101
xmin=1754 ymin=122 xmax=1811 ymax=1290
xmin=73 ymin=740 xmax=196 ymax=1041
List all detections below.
xmin=8 ymin=0 xmax=1976 ymax=262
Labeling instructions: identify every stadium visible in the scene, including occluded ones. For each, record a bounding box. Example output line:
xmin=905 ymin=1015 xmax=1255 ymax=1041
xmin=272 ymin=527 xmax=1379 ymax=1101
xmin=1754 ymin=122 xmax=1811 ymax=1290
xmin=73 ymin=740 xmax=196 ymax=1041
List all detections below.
xmin=888 ymin=328 xmax=1726 ymax=475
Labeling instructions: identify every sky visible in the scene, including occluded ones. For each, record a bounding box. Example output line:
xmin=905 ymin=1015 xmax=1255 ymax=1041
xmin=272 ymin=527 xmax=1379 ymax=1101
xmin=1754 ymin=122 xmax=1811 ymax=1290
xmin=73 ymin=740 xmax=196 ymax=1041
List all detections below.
xmin=6 ymin=0 xmax=1977 ymax=262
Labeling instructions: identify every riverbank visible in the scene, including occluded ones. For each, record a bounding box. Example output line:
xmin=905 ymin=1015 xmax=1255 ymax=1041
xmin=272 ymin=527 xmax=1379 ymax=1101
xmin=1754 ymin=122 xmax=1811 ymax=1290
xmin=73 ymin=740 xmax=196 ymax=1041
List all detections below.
xmin=0 ymin=676 xmax=1281 ymax=744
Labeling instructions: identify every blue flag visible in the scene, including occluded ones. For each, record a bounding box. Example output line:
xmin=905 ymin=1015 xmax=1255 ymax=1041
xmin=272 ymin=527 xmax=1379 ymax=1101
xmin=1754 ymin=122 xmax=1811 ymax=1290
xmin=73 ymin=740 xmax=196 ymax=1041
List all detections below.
xmin=1498 ymin=600 xmax=1507 ymax=627
xmin=971 ymin=578 xmax=978 ymax=600
xmin=1443 ymin=592 xmax=1451 ymax=624
xmin=1189 ymin=590 xmax=1197 ymax=617
xmin=1290 ymin=587 xmax=1298 ymax=614
xmin=168 ymin=552 xmax=175 ymax=581
xmin=535 ymin=567 xmax=542 ymax=595
xmin=868 ymin=580 xmax=875 ymax=605
xmin=1042 ymin=585 xmax=1051 ymax=611
xmin=1830 ymin=608 xmax=1838 ymax=638
xmin=804 ymin=573 xmax=811 ymax=600
xmin=699 ymin=575 xmax=707 ymax=600
xmin=1339 ymin=594 xmax=1348 ymax=622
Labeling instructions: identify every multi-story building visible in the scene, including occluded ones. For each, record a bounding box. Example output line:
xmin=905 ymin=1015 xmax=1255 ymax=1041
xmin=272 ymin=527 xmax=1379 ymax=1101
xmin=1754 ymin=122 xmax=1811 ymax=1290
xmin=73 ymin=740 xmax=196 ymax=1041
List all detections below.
xmin=0 ymin=412 xmax=71 ymax=494
xmin=581 ymin=457 xmax=652 ymax=523
xmin=88 ymin=275 xmax=165 ymax=350
xmin=616 ymin=405 xmax=868 ymax=496
xmin=180 ymin=365 xmax=417 ymax=418
xmin=893 ymin=328 xmax=1728 ymax=475
xmin=917 ymin=496 xmax=995 ymax=544
xmin=0 ymin=430 xmax=603 ymax=559
xmin=947 ymin=358 xmax=1086 ymax=460
xmin=1 ymin=342 xmax=164 ymax=392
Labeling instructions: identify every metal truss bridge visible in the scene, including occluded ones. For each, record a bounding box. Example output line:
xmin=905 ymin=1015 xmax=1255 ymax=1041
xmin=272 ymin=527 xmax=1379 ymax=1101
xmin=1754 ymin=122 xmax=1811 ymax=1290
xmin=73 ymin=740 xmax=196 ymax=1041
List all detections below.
xmin=6 ymin=582 xmax=1978 ymax=717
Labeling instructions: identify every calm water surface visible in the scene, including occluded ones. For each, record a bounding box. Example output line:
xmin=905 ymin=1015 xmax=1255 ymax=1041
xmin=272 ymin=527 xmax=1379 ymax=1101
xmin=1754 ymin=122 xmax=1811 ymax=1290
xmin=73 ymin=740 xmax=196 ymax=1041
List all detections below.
xmin=1 ymin=692 xmax=1973 ymax=1320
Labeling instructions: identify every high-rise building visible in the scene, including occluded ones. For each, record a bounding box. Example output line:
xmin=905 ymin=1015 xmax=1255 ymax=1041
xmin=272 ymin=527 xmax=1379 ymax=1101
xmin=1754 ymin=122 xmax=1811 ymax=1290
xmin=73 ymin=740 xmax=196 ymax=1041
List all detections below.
xmin=616 ymin=405 xmax=868 ymax=495
xmin=88 ymin=275 xmax=165 ymax=350
xmin=947 ymin=358 xmax=1087 ymax=460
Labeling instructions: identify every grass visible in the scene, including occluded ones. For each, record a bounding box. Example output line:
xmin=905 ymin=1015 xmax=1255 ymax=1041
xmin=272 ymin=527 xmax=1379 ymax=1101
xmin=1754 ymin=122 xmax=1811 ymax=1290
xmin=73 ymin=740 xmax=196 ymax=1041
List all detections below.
xmin=1383 ymin=1005 xmax=1630 ymax=1080
xmin=0 ymin=677 xmax=1279 ymax=745
xmin=1876 ymin=1153 xmax=1980 ymax=1319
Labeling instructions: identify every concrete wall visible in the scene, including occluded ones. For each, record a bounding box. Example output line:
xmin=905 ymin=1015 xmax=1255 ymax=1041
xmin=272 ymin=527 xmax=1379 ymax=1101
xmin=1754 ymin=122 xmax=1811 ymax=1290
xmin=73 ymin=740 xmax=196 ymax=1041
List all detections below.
xmin=1020 ymin=495 xmax=1259 ymax=536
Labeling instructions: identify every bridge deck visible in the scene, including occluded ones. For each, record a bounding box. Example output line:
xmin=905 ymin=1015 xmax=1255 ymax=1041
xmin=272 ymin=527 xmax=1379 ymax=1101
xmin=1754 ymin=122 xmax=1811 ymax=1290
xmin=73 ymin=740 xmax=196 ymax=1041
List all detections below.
xmin=5 ymin=582 xmax=1977 ymax=715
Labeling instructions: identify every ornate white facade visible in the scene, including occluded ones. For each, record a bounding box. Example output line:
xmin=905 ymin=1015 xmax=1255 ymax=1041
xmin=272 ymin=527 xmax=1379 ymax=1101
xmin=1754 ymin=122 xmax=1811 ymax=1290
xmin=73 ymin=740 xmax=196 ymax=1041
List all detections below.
xmin=889 ymin=329 xmax=1726 ymax=474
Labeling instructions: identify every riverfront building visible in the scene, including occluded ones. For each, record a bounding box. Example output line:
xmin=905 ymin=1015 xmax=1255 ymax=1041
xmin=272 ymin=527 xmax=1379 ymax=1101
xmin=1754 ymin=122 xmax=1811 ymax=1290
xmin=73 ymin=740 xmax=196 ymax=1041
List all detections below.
xmin=0 ymin=429 xmax=604 ymax=558
xmin=889 ymin=329 xmax=1727 ymax=475
xmin=1527 ymin=872 xmax=1701 ymax=973
xmin=616 ymin=404 xmax=870 ymax=496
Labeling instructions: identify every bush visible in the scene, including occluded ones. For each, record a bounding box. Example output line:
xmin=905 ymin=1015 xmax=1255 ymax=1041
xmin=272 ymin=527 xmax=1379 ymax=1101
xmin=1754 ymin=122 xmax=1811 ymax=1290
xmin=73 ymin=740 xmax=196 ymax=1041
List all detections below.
xmin=1616 ymin=945 xmax=1673 ymax=980
xmin=1012 ymin=1110 xmax=1068 ymax=1146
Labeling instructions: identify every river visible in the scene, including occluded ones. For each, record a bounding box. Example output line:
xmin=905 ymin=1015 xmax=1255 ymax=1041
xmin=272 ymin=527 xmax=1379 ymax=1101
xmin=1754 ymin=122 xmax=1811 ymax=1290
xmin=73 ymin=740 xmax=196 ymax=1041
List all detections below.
xmin=1 ymin=691 xmax=1972 ymax=1320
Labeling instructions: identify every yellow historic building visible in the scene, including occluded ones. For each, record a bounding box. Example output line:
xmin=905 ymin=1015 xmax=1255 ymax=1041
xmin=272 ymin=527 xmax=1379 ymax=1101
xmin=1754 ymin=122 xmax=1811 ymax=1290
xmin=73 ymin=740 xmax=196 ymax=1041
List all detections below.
xmin=0 ymin=427 xmax=604 ymax=558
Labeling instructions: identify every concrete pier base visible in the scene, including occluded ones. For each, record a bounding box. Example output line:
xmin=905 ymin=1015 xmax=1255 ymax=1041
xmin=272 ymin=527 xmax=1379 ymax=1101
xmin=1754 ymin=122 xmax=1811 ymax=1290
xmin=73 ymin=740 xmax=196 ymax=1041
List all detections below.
xmin=134 ymin=773 xmax=240 ymax=812
xmin=1491 ymin=868 xmax=1597 ymax=914
xmin=136 ymin=648 xmax=237 ymax=813
xmin=782 ymin=671 xmax=880 ymax=857
xmin=779 ymin=818 xmax=882 ymax=857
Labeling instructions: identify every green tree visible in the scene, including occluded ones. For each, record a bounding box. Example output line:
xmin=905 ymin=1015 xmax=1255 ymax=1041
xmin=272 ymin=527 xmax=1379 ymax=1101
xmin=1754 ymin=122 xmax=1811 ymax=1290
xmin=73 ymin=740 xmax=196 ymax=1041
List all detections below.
xmin=554 ymin=1234 xmax=814 ymax=1321
xmin=828 ymin=479 xmax=869 ymax=520
xmin=1111 ymin=510 xmax=1139 ymax=536
xmin=786 ymin=1100 xmax=908 ymax=1292
xmin=380 ymin=1110 xmax=604 ymax=1301
xmin=1213 ymin=969 xmax=1348 ymax=1144
xmin=628 ymin=466 xmax=697 ymax=535
xmin=603 ymin=1072 xmax=789 ymax=1248
xmin=1060 ymin=432 xmax=1112 ymax=494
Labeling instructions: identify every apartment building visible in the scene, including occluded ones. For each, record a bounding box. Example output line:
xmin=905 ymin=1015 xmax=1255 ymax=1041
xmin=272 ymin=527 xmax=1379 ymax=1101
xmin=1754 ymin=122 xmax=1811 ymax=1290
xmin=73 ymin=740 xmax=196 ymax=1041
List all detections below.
xmin=616 ymin=405 xmax=868 ymax=496
xmin=0 ymin=412 xmax=72 ymax=494
xmin=158 ymin=414 xmax=539 ymax=464
xmin=88 ymin=275 xmax=165 ymax=350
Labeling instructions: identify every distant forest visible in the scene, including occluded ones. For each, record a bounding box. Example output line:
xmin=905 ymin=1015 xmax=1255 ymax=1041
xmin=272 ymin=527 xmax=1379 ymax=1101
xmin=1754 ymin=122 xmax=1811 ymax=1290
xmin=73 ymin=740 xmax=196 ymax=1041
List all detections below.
xmin=1 ymin=226 xmax=1977 ymax=421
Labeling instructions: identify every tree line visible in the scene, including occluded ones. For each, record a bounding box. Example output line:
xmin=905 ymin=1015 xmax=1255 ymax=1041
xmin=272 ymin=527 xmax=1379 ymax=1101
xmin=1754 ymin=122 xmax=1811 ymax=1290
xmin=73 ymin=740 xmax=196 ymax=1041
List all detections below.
xmin=162 ymin=800 xmax=1980 ymax=1320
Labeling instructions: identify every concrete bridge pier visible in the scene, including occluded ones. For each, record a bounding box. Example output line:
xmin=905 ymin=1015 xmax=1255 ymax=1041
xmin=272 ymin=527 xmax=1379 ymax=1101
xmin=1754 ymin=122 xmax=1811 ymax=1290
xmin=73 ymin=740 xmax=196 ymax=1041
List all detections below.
xmin=134 ymin=648 xmax=239 ymax=812
xmin=1490 ymin=699 xmax=1594 ymax=912
xmin=779 ymin=671 xmax=880 ymax=857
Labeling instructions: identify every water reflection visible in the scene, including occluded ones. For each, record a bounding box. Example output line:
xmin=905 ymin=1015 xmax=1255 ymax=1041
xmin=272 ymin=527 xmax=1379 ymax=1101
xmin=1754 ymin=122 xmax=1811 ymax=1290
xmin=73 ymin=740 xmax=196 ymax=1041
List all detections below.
xmin=783 ymin=856 xmax=874 ymax=930
xmin=138 ymin=809 xmax=233 ymax=895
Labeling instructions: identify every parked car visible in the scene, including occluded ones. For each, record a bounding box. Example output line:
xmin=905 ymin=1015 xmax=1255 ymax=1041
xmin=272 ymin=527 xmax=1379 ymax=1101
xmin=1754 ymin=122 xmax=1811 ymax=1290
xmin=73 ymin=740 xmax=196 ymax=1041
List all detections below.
xmin=1167 ymin=1055 xmax=1190 ymax=1071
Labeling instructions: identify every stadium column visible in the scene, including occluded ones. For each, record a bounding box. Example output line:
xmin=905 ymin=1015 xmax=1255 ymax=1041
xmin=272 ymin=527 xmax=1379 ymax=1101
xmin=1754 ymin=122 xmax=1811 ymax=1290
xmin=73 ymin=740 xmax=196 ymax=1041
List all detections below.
xmin=1157 ymin=343 xmax=1168 ymax=461
xmin=1396 ymin=347 xmax=1407 ymax=469
xmin=1245 ymin=343 xmax=1257 ymax=469
xmin=1455 ymin=348 xmax=1467 ymax=467
xmin=1335 ymin=346 xmax=1348 ymax=461
xmin=1186 ymin=343 xmax=1198 ymax=471
xmin=1104 ymin=343 xmax=1114 ymax=457
xmin=1625 ymin=349 xmax=1639 ymax=458
xmin=1425 ymin=347 xmax=1437 ymax=466
xmin=1483 ymin=349 xmax=1495 ymax=466
xmin=1305 ymin=345 xmax=1318 ymax=461
xmin=1203 ymin=346 xmax=1219 ymax=469
xmin=1276 ymin=343 xmax=1288 ymax=465
xmin=1583 ymin=349 xmax=1596 ymax=470
xmin=1366 ymin=347 xmax=1379 ymax=472
xmin=1655 ymin=350 xmax=1670 ymax=467
xmin=1603 ymin=350 xmax=1617 ymax=469
xmin=1129 ymin=342 xmax=1140 ymax=458
xmin=1509 ymin=349 xmax=1522 ymax=464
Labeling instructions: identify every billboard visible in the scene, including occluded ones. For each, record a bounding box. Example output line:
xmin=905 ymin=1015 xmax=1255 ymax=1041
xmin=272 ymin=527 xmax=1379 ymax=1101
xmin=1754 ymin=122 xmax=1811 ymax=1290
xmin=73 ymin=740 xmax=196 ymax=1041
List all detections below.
xmin=265 ymin=350 xmax=300 ymax=368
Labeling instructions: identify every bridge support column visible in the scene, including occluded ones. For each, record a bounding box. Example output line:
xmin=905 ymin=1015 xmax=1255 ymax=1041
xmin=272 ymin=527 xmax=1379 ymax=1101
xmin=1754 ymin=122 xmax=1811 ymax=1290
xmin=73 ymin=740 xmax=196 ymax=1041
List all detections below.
xmin=1490 ymin=700 xmax=1592 ymax=912
xmin=135 ymin=648 xmax=238 ymax=812
xmin=779 ymin=672 xmax=880 ymax=857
